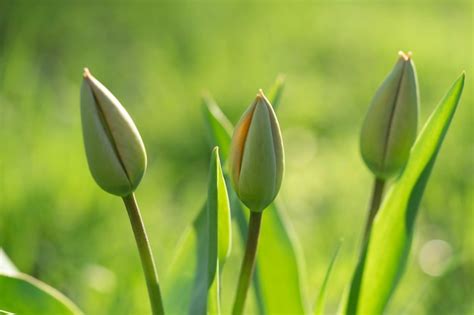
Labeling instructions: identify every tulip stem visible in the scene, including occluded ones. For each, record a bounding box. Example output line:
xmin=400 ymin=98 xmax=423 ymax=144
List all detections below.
xmin=346 ymin=177 xmax=387 ymax=314
xmin=122 ymin=193 xmax=165 ymax=315
xmin=232 ymin=211 xmax=263 ymax=315
xmin=362 ymin=177 xmax=386 ymax=246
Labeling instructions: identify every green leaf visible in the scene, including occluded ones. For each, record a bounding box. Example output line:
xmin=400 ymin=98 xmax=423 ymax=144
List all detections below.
xmin=164 ymin=147 xmax=231 ymax=315
xmin=354 ymin=73 xmax=465 ymax=314
xmin=314 ymin=241 xmax=342 ymax=315
xmin=213 ymin=149 xmax=232 ymax=268
xmin=0 ymin=249 xmax=82 ymax=315
xmin=255 ymin=202 xmax=307 ymax=313
xmin=163 ymin=206 xmax=205 ymax=314
xmin=207 ymin=147 xmax=232 ymax=314
xmin=267 ymin=75 xmax=285 ymax=111
xmin=0 ymin=249 xmax=18 ymax=275
xmin=202 ymin=94 xmax=233 ymax=162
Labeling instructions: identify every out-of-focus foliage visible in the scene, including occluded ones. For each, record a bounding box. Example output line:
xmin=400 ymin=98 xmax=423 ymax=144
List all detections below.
xmin=0 ymin=1 xmax=471 ymax=314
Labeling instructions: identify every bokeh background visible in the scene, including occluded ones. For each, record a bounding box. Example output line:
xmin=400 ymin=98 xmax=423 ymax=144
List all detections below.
xmin=0 ymin=1 xmax=472 ymax=314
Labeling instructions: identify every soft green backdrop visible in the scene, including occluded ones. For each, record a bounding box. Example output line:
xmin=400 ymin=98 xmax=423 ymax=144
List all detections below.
xmin=0 ymin=1 xmax=472 ymax=314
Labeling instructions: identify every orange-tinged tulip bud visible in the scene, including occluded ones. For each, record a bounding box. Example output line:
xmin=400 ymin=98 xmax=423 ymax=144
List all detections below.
xmin=230 ymin=90 xmax=284 ymax=212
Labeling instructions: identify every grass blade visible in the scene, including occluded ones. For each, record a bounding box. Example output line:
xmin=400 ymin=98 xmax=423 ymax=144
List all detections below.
xmin=314 ymin=241 xmax=342 ymax=315
xmin=354 ymin=73 xmax=465 ymax=314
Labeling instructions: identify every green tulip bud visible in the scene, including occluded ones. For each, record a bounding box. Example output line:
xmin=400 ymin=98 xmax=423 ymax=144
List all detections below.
xmin=360 ymin=51 xmax=419 ymax=179
xmin=80 ymin=68 xmax=147 ymax=196
xmin=230 ymin=90 xmax=284 ymax=212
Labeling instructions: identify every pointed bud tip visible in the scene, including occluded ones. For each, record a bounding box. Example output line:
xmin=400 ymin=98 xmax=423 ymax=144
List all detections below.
xmin=459 ymin=71 xmax=466 ymax=84
xmin=83 ymin=68 xmax=92 ymax=79
xmin=256 ymin=89 xmax=272 ymax=106
xmin=398 ymin=51 xmax=412 ymax=61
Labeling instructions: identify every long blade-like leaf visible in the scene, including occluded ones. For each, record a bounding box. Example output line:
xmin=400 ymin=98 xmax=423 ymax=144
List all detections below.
xmin=164 ymin=147 xmax=231 ymax=315
xmin=163 ymin=206 xmax=206 ymax=314
xmin=314 ymin=241 xmax=342 ymax=315
xmin=355 ymin=73 xmax=465 ymax=314
xmin=207 ymin=147 xmax=232 ymax=314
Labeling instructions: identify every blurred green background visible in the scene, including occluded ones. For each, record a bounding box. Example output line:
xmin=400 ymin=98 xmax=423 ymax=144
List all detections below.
xmin=0 ymin=1 xmax=472 ymax=314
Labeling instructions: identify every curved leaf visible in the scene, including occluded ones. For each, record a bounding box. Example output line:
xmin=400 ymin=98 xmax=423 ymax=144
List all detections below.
xmin=0 ymin=249 xmax=82 ymax=315
xmin=202 ymin=94 xmax=233 ymax=162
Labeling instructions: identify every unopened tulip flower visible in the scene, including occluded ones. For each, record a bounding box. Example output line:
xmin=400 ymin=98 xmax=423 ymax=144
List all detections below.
xmin=360 ymin=51 xmax=419 ymax=179
xmin=230 ymin=90 xmax=284 ymax=212
xmin=80 ymin=68 xmax=147 ymax=196
xmin=80 ymin=69 xmax=163 ymax=314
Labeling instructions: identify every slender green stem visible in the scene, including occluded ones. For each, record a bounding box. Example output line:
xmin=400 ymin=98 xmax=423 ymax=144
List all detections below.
xmin=232 ymin=211 xmax=263 ymax=315
xmin=122 ymin=193 xmax=165 ymax=315
xmin=347 ymin=177 xmax=387 ymax=315
xmin=362 ymin=177 xmax=386 ymax=247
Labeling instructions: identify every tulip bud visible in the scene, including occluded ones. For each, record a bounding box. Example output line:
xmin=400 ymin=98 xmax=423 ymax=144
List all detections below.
xmin=360 ymin=51 xmax=419 ymax=179
xmin=230 ymin=90 xmax=284 ymax=212
xmin=80 ymin=68 xmax=147 ymax=196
